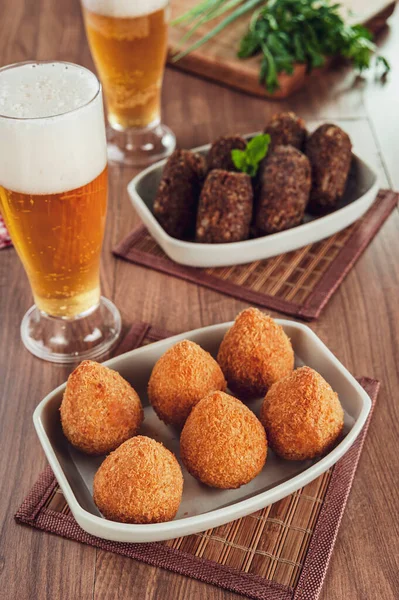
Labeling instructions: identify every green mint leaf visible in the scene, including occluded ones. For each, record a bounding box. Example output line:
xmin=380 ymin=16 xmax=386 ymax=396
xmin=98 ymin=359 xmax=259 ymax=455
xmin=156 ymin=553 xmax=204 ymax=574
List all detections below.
xmin=246 ymin=134 xmax=271 ymax=164
xmin=246 ymin=163 xmax=257 ymax=177
xmin=231 ymin=149 xmax=247 ymax=171
xmin=376 ymin=55 xmax=391 ymax=76
xmin=231 ymin=134 xmax=270 ymax=177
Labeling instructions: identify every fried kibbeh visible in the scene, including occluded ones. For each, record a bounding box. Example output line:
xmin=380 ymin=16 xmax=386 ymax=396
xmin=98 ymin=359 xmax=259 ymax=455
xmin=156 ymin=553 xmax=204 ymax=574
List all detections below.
xmin=180 ymin=391 xmax=267 ymax=489
xmin=60 ymin=360 xmax=143 ymax=455
xmin=153 ymin=149 xmax=206 ymax=239
xmin=306 ymin=124 xmax=352 ymax=213
xmin=265 ymin=112 xmax=307 ymax=151
xmin=93 ymin=436 xmax=183 ymax=524
xmin=256 ymin=145 xmax=311 ymax=235
xmin=148 ymin=340 xmax=227 ymax=428
xmin=207 ymin=135 xmax=247 ymax=172
xmin=260 ymin=366 xmax=344 ymax=460
xmin=196 ymin=169 xmax=253 ymax=243
xmin=217 ymin=308 xmax=294 ymax=400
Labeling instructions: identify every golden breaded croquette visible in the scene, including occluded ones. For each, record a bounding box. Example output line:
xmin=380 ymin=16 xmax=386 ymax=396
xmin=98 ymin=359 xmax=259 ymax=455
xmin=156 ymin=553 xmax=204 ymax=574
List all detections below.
xmin=217 ymin=308 xmax=294 ymax=400
xmin=180 ymin=391 xmax=267 ymax=489
xmin=93 ymin=436 xmax=183 ymax=524
xmin=148 ymin=340 xmax=226 ymax=428
xmin=60 ymin=360 xmax=143 ymax=455
xmin=260 ymin=366 xmax=344 ymax=460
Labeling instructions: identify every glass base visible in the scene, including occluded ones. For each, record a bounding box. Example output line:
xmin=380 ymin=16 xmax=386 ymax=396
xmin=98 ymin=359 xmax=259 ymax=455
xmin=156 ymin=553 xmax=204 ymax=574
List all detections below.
xmin=21 ymin=297 xmax=121 ymax=364
xmin=107 ymin=121 xmax=176 ymax=167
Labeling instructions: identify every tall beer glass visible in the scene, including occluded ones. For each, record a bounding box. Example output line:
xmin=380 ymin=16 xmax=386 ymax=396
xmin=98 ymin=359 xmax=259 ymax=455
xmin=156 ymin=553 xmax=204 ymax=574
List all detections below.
xmin=0 ymin=61 xmax=121 ymax=363
xmin=81 ymin=0 xmax=176 ymax=166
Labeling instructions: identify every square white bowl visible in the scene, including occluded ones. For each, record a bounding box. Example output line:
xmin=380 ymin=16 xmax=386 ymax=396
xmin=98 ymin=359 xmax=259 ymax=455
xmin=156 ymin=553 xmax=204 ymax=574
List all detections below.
xmin=33 ymin=320 xmax=371 ymax=543
xmin=127 ymin=133 xmax=379 ymax=268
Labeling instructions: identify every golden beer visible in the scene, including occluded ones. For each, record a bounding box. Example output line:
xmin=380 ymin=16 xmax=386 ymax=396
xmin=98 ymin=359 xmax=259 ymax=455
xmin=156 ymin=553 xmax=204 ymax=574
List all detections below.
xmin=0 ymin=168 xmax=107 ymax=318
xmin=82 ymin=5 xmax=169 ymax=130
xmin=0 ymin=61 xmax=120 ymax=363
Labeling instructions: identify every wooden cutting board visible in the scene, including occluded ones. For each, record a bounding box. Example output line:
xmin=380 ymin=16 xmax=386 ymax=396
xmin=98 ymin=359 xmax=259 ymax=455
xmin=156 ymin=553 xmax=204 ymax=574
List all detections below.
xmin=167 ymin=0 xmax=396 ymax=98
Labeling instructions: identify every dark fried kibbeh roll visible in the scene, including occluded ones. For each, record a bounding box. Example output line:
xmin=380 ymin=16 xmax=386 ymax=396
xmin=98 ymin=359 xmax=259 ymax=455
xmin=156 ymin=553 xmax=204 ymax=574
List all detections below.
xmin=207 ymin=135 xmax=247 ymax=172
xmin=265 ymin=112 xmax=307 ymax=151
xmin=256 ymin=145 xmax=311 ymax=235
xmin=153 ymin=149 xmax=206 ymax=239
xmin=196 ymin=169 xmax=253 ymax=243
xmin=306 ymin=124 xmax=352 ymax=213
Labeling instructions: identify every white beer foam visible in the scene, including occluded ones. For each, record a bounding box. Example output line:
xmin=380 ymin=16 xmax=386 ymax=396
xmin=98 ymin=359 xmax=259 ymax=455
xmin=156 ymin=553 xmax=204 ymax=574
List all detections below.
xmin=82 ymin=0 xmax=168 ymax=18
xmin=0 ymin=62 xmax=107 ymax=195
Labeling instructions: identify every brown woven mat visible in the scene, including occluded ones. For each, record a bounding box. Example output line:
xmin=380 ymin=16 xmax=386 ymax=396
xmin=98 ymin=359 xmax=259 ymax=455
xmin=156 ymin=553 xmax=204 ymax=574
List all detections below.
xmin=114 ymin=189 xmax=397 ymax=321
xmin=16 ymin=323 xmax=379 ymax=600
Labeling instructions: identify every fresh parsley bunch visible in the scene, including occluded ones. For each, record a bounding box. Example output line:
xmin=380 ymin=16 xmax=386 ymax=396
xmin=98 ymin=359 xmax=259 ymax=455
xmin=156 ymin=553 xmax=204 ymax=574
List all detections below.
xmin=172 ymin=0 xmax=390 ymax=94
xmin=231 ymin=134 xmax=270 ymax=176
xmin=238 ymin=0 xmax=390 ymax=92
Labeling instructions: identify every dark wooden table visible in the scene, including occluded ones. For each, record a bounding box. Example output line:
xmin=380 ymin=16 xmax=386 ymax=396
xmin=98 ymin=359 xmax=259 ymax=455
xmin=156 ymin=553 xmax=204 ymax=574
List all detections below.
xmin=1 ymin=2 xmax=398 ymax=599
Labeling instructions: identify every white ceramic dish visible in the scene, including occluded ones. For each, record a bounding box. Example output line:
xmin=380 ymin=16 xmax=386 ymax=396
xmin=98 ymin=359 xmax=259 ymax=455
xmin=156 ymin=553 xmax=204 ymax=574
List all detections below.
xmin=127 ymin=133 xmax=379 ymax=268
xmin=33 ymin=319 xmax=371 ymax=543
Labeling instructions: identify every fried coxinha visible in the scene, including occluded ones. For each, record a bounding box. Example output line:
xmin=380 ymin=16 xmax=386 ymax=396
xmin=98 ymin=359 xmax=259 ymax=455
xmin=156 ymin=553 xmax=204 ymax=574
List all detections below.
xmin=148 ymin=339 xmax=226 ymax=428
xmin=59 ymin=308 xmax=344 ymax=524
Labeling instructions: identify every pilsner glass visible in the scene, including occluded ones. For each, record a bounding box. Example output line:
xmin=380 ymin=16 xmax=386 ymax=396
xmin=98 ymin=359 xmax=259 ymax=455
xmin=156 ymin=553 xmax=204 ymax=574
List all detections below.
xmin=81 ymin=0 xmax=176 ymax=166
xmin=0 ymin=61 xmax=121 ymax=363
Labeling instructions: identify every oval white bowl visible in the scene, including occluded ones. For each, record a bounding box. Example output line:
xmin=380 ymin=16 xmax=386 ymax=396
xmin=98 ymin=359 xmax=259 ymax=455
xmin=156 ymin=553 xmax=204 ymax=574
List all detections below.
xmin=33 ymin=319 xmax=371 ymax=543
xmin=127 ymin=133 xmax=379 ymax=268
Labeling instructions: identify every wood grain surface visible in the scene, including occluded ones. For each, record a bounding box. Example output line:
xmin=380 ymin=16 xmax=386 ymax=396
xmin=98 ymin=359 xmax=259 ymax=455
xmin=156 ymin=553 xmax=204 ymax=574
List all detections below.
xmin=0 ymin=1 xmax=399 ymax=599
xmin=168 ymin=0 xmax=397 ymax=98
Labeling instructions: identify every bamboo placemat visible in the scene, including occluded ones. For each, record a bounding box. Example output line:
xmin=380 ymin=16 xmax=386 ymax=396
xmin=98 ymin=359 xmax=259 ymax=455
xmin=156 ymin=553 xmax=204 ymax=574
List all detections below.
xmin=114 ymin=189 xmax=398 ymax=321
xmin=16 ymin=322 xmax=379 ymax=600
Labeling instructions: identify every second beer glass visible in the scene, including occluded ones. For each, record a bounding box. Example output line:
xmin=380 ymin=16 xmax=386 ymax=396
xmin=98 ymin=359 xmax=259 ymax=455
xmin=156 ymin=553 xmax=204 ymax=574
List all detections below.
xmin=81 ymin=0 xmax=176 ymax=165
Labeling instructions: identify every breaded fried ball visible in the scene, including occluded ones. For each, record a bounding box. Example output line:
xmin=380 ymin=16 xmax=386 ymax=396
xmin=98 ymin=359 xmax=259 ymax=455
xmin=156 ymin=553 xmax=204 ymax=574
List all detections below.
xmin=60 ymin=360 xmax=143 ymax=455
xmin=180 ymin=391 xmax=267 ymax=488
xmin=148 ymin=340 xmax=227 ymax=428
xmin=93 ymin=436 xmax=183 ymax=523
xmin=207 ymin=135 xmax=247 ymax=172
xmin=217 ymin=308 xmax=294 ymax=400
xmin=265 ymin=112 xmax=307 ymax=151
xmin=260 ymin=366 xmax=344 ymax=460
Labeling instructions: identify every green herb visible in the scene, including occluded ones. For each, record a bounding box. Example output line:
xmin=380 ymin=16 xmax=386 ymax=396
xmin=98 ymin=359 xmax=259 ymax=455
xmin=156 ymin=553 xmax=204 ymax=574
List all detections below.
xmin=172 ymin=0 xmax=390 ymax=93
xmin=231 ymin=133 xmax=270 ymax=176
xmin=238 ymin=0 xmax=390 ymax=92
xmin=171 ymin=0 xmax=264 ymax=62
xmin=376 ymin=55 xmax=391 ymax=77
